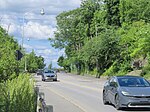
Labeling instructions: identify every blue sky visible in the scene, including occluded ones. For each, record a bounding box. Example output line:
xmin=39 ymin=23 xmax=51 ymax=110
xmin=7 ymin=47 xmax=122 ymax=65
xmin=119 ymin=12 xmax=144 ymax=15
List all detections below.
xmin=0 ymin=0 xmax=81 ymax=68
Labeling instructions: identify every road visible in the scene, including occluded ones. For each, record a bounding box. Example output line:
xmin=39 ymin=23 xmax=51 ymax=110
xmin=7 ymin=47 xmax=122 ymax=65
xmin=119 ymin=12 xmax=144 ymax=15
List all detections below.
xmin=35 ymin=72 xmax=150 ymax=112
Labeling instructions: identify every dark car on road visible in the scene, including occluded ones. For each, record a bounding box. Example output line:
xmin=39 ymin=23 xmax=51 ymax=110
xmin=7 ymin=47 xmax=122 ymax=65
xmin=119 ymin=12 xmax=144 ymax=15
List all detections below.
xmin=42 ymin=69 xmax=57 ymax=81
xmin=103 ymin=75 xmax=150 ymax=110
xmin=36 ymin=69 xmax=43 ymax=75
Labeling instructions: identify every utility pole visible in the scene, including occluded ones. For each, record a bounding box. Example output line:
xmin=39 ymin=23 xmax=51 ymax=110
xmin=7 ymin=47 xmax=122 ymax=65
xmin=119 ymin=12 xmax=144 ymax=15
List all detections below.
xmin=22 ymin=8 xmax=45 ymax=72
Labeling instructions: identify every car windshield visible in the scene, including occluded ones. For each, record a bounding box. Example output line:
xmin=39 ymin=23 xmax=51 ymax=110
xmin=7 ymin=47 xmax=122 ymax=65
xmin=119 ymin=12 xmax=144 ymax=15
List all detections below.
xmin=118 ymin=77 xmax=150 ymax=87
xmin=44 ymin=70 xmax=54 ymax=73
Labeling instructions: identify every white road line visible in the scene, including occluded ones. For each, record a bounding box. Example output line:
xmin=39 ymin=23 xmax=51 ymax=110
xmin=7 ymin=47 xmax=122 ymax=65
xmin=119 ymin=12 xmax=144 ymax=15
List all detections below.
xmin=46 ymin=86 xmax=87 ymax=112
xmin=61 ymin=80 xmax=102 ymax=92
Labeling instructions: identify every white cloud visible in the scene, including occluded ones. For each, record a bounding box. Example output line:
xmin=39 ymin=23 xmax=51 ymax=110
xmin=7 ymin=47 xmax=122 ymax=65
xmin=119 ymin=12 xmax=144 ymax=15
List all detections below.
xmin=24 ymin=44 xmax=49 ymax=51
xmin=23 ymin=44 xmax=33 ymax=49
xmin=36 ymin=49 xmax=53 ymax=56
xmin=57 ymin=49 xmax=65 ymax=56
xmin=0 ymin=0 xmax=81 ymax=40
xmin=0 ymin=0 xmax=81 ymax=18
xmin=1 ymin=15 xmax=56 ymax=39
xmin=33 ymin=45 xmax=48 ymax=50
xmin=0 ymin=0 xmax=81 ymax=67
xmin=0 ymin=15 xmax=22 ymax=36
xmin=24 ymin=22 xmax=56 ymax=39
xmin=34 ymin=48 xmax=65 ymax=68
xmin=51 ymin=59 xmax=58 ymax=63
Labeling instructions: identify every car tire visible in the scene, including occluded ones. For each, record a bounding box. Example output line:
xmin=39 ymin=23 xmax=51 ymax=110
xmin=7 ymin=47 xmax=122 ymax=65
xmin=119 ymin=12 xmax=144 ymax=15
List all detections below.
xmin=103 ymin=90 xmax=109 ymax=105
xmin=115 ymin=94 xmax=121 ymax=110
xmin=53 ymin=79 xmax=57 ymax=81
xmin=42 ymin=79 xmax=45 ymax=81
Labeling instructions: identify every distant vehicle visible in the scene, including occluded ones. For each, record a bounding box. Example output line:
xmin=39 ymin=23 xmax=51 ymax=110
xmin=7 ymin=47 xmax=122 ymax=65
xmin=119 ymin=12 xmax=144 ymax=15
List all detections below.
xmin=36 ymin=69 xmax=43 ymax=75
xmin=103 ymin=75 xmax=150 ymax=110
xmin=42 ymin=69 xmax=57 ymax=81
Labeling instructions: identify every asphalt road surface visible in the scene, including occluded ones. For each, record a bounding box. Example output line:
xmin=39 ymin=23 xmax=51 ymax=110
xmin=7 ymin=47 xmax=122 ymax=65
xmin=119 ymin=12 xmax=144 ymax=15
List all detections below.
xmin=35 ymin=72 xmax=150 ymax=112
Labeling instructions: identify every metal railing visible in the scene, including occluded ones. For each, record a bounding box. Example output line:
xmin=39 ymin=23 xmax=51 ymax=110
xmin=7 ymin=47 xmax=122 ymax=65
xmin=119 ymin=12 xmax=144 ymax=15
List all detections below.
xmin=37 ymin=91 xmax=53 ymax=112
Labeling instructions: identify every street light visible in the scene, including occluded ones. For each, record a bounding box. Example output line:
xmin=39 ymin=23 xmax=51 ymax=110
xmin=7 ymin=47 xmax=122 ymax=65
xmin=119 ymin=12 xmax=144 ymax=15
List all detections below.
xmin=22 ymin=8 xmax=45 ymax=72
xmin=40 ymin=8 xmax=45 ymax=15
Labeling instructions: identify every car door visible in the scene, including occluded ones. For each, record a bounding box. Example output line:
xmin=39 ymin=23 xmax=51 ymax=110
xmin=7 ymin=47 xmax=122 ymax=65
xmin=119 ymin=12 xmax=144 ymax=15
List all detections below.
xmin=107 ymin=78 xmax=114 ymax=102
xmin=108 ymin=78 xmax=118 ymax=104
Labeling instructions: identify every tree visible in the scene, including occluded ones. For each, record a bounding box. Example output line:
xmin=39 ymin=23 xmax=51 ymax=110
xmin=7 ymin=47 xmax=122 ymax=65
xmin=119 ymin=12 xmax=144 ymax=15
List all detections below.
xmin=120 ymin=0 xmax=150 ymax=24
xmin=57 ymin=56 xmax=71 ymax=72
xmin=104 ymin=0 xmax=121 ymax=27
xmin=36 ymin=56 xmax=46 ymax=69
xmin=0 ymin=27 xmax=20 ymax=82
xmin=48 ymin=61 xmax=52 ymax=69
xmin=50 ymin=0 xmax=150 ymax=77
xmin=26 ymin=50 xmax=45 ymax=72
xmin=57 ymin=56 xmax=64 ymax=67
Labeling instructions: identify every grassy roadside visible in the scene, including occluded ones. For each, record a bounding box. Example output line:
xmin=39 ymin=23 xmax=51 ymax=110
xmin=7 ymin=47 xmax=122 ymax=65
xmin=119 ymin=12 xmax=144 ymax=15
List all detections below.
xmin=0 ymin=73 xmax=37 ymax=112
xmin=70 ymin=69 xmax=150 ymax=81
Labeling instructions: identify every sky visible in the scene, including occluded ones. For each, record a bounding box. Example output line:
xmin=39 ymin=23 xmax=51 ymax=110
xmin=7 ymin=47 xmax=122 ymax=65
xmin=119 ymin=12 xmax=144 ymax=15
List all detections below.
xmin=0 ymin=0 xmax=81 ymax=68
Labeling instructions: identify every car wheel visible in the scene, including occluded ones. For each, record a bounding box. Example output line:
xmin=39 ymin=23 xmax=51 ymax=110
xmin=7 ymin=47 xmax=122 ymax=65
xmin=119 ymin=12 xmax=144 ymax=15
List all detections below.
xmin=103 ymin=90 xmax=109 ymax=105
xmin=42 ymin=79 xmax=45 ymax=81
xmin=53 ymin=79 xmax=57 ymax=81
xmin=115 ymin=94 xmax=121 ymax=110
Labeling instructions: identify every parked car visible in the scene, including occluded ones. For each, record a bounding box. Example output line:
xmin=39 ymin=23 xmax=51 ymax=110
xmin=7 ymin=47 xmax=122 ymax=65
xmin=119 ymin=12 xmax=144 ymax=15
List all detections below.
xmin=42 ymin=69 xmax=57 ymax=81
xmin=36 ymin=69 xmax=43 ymax=75
xmin=103 ymin=75 xmax=150 ymax=110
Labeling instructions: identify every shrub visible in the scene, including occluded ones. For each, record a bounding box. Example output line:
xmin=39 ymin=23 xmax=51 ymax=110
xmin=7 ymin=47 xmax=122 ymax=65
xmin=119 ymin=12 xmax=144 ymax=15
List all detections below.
xmin=0 ymin=74 xmax=37 ymax=112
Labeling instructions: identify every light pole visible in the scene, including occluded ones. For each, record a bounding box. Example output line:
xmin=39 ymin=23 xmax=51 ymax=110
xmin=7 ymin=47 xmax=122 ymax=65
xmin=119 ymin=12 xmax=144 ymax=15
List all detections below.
xmin=22 ymin=8 xmax=45 ymax=72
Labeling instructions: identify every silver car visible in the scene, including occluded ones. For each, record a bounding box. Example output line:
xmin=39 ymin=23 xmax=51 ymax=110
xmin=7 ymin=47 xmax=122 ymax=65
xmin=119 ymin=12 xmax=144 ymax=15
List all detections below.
xmin=103 ymin=75 xmax=150 ymax=110
xmin=42 ymin=69 xmax=57 ymax=81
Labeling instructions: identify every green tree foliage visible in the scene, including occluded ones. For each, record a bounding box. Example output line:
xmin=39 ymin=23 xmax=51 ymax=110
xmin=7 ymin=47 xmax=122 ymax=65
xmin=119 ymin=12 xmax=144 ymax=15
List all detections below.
xmin=26 ymin=50 xmax=45 ymax=72
xmin=0 ymin=26 xmax=45 ymax=81
xmin=57 ymin=56 xmax=71 ymax=72
xmin=48 ymin=61 xmax=52 ymax=69
xmin=120 ymin=0 xmax=150 ymax=23
xmin=104 ymin=0 xmax=121 ymax=26
xmin=50 ymin=0 xmax=150 ymax=77
xmin=36 ymin=55 xmax=45 ymax=69
xmin=0 ymin=27 xmax=19 ymax=82
xmin=80 ymin=29 xmax=120 ymax=76
xmin=0 ymin=74 xmax=37 ymax=112
xmin=0 ymin=27 xmax=41 ymax=111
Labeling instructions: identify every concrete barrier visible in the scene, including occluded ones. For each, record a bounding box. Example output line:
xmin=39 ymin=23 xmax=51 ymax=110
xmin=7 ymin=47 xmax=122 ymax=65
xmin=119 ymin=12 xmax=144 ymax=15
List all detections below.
xmin=37 ymin=92 xmax=46 ymax=112
xmin=37 ymin=92 xmax=53 ymax=112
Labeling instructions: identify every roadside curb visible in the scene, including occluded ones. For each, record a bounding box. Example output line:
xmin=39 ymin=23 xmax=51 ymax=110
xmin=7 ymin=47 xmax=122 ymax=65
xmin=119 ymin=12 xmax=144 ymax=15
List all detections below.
xmin=63 ymin=72 xmax=108 ymax=80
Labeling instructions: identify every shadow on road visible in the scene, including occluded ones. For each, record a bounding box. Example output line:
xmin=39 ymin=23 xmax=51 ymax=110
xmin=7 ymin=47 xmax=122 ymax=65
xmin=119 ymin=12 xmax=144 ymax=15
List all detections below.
xmin=36 ymin=80 xmax=42 ymax=83
xmin=43 ymin=80 xmax=60 ymax=83
xmin=44 ymin=105 xmax=53 ymax=112
xmin=122 ymin=108 xmax=150 ymax=111
xmin=106 ymin=104 xmax=150 ymax=111
xmin=36 ymin=84 xmax=41 ymax=87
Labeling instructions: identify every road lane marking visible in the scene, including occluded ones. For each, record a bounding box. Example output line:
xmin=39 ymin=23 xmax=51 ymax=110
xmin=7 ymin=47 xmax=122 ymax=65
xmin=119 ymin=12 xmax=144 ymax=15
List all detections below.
xmin=46 ymin=86 xmax=87 ymax=112
xmin=61 ymin=80 xmax=103 ymax=92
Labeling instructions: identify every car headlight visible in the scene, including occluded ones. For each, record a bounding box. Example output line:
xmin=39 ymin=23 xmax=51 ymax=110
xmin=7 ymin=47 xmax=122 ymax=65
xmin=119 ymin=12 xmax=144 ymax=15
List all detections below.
xmin=121 ymin=91 xmax=130 ymax=96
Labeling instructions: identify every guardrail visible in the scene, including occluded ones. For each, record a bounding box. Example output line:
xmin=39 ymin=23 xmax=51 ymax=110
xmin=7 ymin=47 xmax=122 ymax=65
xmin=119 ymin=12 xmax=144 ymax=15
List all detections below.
xmin=36 ymin=90 xmax=53 ymax=112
